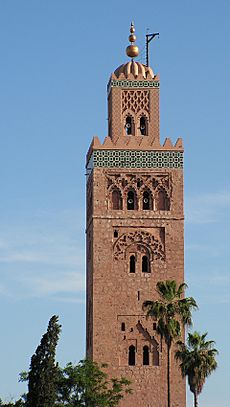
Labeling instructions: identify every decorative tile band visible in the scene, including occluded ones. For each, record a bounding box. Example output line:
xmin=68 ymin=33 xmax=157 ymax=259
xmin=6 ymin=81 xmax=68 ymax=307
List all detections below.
xmin=107 ymin=80 xmax=160 ymax=93
xmin=86 ymin=150 xmax=183 ymax=176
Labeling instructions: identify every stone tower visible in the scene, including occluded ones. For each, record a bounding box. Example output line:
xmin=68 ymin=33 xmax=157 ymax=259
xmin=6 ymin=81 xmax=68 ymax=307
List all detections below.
xmin=86 ymin=24 xmax=185 ymax=407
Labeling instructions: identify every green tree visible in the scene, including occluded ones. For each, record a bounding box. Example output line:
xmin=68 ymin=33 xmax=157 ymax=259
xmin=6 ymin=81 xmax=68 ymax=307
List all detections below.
xmin=0 ymin=398 xmax=25 ymax=406
xmin=56 ymin=359 xmax=131 ymax=407
xmin=27 ymin=315 xmax=61 ymax=407
xmin=175 ymin=331 xmax=218 ymax=407
xmin=142 ymin=280 xmax=198 ymax=407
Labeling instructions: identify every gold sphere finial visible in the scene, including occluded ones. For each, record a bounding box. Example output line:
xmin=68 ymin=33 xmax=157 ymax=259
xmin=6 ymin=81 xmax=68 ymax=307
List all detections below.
xmin=130 ymin=21 xmax=135 ymax=34
xmin=126 ymin=22 xmax=139 ymax=59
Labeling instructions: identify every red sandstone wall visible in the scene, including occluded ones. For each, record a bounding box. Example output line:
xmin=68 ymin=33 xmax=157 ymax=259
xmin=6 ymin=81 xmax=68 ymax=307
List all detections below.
xmin=86 ymin=167 xmax=185 ymax=407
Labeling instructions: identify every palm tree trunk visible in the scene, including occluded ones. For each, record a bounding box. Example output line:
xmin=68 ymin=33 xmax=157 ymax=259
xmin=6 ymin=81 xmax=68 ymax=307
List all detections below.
xmin=193 ymin=391 xmax=198 ymax=407
xmin=167 ymin=342 xmax=171 ymax=407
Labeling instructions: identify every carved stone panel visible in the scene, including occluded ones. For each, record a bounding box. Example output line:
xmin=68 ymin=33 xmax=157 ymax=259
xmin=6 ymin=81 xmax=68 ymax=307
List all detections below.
xmin=106 ymin=172 xmax=171 ymax=197
xmin=122 ymin=90 xmax=150 ymax=114
xmin=113 ymin=230 xmax=165 ymax=261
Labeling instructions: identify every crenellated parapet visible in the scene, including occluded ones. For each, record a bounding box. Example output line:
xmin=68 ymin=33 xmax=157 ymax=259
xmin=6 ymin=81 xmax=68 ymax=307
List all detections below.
xmin=86 ymin=135 xmax=183 ymax=176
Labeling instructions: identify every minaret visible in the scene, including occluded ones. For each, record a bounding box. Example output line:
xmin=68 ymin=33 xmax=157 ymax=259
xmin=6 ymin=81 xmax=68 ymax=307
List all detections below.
xmin=107 ymin=22 xmax=160 ymax=142
xmin=86 ymin=23 xmax=185 ymax=407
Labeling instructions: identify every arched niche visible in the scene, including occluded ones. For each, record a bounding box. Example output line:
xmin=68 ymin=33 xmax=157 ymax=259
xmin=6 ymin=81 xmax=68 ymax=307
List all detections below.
xmin=124 ymin=114 xmax=134 ymax=136
xmin=152 ymin=337 xmax=160 ymax=366
xmin=126 ymin=189 xmax=138 ymax=210
xmin=111 ymin=188 xmax=123 ymax=210
xmin=155 ymin=188 xmax=170 ymax=211
xmin=128 ymin=345 xmax=136 ymax=366
xmin=142 ymin=255 xmax=150 ymax=273
xmin=129 ymin=255 xmax=136 ymax=273
xmin=126 ymin=243 xmax=152 ymax=274
xmin=143 ymin=345 xmax=150 ymax=365
xmin=142 ymin=190 xmax=153 ymax=210
xmin=139 ymin=115 xmax=148 ymax=136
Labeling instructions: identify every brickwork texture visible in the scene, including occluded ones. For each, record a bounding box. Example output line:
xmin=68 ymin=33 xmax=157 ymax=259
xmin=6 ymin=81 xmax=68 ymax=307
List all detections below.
xmin=86 ymin=59 xmax=186 ymax=407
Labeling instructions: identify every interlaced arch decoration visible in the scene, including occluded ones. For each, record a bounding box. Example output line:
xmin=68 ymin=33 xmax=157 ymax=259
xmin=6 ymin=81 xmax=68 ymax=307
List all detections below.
xmin=113 ymin=230 xmax=165 ymax=261
xmin=106 ymin=173 xmax=171 ymax=212
xmin=106 ymin=173 xmax=171 ymax=196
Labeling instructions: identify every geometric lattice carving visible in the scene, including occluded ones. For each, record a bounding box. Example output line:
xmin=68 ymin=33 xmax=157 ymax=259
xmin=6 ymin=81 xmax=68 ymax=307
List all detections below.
xmin=122 ymin=90 xmax=149 ymax=114
xmin=113 ymin=230 xmax=165 ymax=261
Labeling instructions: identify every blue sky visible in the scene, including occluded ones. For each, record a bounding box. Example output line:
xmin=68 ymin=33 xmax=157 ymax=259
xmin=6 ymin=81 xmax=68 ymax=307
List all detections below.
xmin=0 ymin=1 xmax=229 ymax=405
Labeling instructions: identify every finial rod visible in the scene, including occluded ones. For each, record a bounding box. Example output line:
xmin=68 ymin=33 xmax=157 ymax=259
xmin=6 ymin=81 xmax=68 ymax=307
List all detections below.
xmin=126 ymin=22 xmax=139 ymax=59
xmin=146 ymin=31 xmax=159 ymax=67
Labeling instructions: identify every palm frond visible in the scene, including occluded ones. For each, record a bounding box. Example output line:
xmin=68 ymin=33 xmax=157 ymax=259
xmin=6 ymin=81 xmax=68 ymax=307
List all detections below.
xmin=175 ymin=331 xmax=218 ymax=398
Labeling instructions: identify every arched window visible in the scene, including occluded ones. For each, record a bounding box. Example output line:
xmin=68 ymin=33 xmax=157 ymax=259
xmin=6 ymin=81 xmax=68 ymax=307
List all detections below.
xmin=156 ymin=189 xmax=170 ymax=211
xmin=152 ymin=338 xmax=160 ymax=366
xmin=143 ymin=345 xmax=150 ymax=365
xmin=125 ymin=116 xmax=133 ymax=135
xmin=142 ymin=255 xmax=150 ymax=273
xmin=143 ymin=191 xmax=152 ymax=210
xmin=112 ymin=189 xmax=122 ymax=210
xmin=153 ymin=348 xmax=160 ymax=366
xmin=128 ymin=345 xmax=136 ymax=366
xmin=140 ymin=116 xmax=147 ymax=136
xmin=121 ymin=322 xmax=125 ymax=331
xmin=127 ymin=190 xmax=137 ymax=210
xmin=129 ymin=255 xmax=136 ymax=273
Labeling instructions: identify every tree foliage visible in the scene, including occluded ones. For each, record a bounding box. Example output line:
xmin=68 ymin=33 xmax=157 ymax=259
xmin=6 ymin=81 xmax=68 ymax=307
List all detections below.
xmin=0 ymin=398 xmax=25 ymax=406
xmin=143 ymin=280 xmax=198 ymax=347
xmin=143 ymin=280 xmax=198 ymax=407
xmin=6 ymin=314 xmax=131 ymax=407
xmin=27 ymin=315 xmax=61 ymax=407
xmin=56 ymin=359 xmax=131 ymax=407
xmin=15 ymin=359 xmax=131 ymax=407
xmin=175 ymin=331 xmax=218 ymax=407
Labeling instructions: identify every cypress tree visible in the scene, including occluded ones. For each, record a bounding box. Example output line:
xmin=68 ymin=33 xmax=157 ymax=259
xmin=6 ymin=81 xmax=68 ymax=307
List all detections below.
xmin=27 ymin=315 xmax=61 ymax=407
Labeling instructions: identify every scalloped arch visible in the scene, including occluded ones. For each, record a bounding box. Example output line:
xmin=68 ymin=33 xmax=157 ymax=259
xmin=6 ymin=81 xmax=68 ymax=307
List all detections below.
xmin=113 ymin=230 xmax=165 ymax=261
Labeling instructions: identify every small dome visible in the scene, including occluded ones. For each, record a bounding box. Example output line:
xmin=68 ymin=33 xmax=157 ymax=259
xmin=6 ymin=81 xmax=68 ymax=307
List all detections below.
xmin=114 ymin=61 xmax=154 ymax=79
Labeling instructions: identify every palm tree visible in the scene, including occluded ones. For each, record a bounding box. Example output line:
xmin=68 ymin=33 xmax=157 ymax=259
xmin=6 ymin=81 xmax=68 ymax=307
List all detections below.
xmin=175 ymin=331 xmax=218 ymax=407
xmin=142 ymin=280 xmax=197 ymax=407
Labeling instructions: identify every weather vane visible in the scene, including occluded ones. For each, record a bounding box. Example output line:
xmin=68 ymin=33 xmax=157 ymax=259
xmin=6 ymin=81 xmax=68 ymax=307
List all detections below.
xmin=146 ymin=29 xmax=159 ymax=67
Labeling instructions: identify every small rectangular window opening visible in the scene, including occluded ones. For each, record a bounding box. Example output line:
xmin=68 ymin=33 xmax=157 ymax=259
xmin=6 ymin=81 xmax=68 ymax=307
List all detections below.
xmin=137 ymin=290 xmax=140 ymax=301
